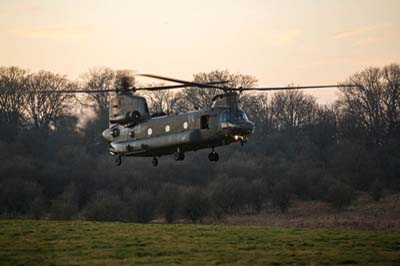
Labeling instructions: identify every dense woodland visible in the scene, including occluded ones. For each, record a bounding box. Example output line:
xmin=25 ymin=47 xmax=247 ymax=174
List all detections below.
xmin=0 ymin=64 xmax=399 ymax=223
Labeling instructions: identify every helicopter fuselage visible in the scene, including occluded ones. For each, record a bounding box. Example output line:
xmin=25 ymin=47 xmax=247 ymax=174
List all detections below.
xmin=103 ymin=107 xmax=254 ymax=158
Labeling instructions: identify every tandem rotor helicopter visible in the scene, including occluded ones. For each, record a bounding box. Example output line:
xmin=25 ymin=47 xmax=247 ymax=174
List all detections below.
xmin=41 ymin=73 xmax=358 ymax=167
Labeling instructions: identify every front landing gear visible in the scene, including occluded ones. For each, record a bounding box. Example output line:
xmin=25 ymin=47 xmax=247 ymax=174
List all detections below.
xmin=208 ymin=151 xmax=219 ymax=162
xmin=152 ymin=157 xmax=159 ymax=167
xmin=115 ymin=155 xmax=122 ymax=166
xmin=174 ymin=147 xmax=185 ymax=161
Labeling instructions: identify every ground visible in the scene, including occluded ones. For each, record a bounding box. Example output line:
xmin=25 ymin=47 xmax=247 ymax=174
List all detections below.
xmin=1 ymin=219 xmax=399 ymax=265
xmin=215 ymin=193 xmax=400 ymax=231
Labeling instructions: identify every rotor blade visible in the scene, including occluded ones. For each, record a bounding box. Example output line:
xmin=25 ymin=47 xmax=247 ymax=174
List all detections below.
xmin=137 ymin=81 xmax=228 ymax=91
xmin=32 ymin=81 xmax=229 ymax=94
xmin=137 ymin=73 xmax=226 ymax=89
xmin=137 ymin=84 xmax=192 ymax=91
xmin=32 ymin=89 xmax=119 ymax=94
xmin=202 ymin=81 xmax=229 ymax=85
xmin=238 ymin=84 xmax=362 ymax=91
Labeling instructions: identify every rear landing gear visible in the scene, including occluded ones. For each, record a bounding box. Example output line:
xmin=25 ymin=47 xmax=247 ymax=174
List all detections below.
xmin=208 ymin=151 xmax=219 ymax=162
xmin=174 ymin=151 xmax=185 ymax=161
xmin=152 ymin=157 xmax=158 ymax=167
xmin=115 ymin=155 xmax=122 ymax=166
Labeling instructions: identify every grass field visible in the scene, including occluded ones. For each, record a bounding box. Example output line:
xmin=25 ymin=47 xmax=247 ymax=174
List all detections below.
xmin=0 ymin=220 xmax=399 ymax=265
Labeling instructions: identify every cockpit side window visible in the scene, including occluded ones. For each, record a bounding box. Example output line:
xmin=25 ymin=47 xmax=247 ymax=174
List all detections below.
xmin=220 ymin=112 xmax=227 ymax=122
xmin=241 ymin=112 xmax=249 ymax=121
xmin=144 ymin=101 xmax=149 ymax=113
xmin=220 ymin=111 xmax=248 ymax=123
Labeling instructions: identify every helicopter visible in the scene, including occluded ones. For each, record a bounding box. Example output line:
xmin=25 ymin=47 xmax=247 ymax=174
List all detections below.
xmin=41 ymin=73 xmax=359 ymax=167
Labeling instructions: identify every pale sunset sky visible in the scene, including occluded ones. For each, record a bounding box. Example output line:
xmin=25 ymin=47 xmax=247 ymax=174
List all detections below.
xmin=1 ymin=0 xmax=399 ymax=103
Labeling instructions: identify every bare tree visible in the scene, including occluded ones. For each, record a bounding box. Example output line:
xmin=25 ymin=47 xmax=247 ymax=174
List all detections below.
xmin=81 ymin=68 xmax=136 ymax=114
xmin=80 ymin=67 xmax=115 ymax=116
xmin=182 ymin=70 xmax=257 ymax=109
xmin=24 ymin=71 xmax=74 ymax=131
xmin=338 ymin=64 xmax=400 ymax=144
xmin=0 ymin=66 xmax=29 ymax=135
xmin=270 ymin=90 xmax=318 ymax=130
xmin=313 ymin=106 xmax=337 ymax=144
xmin=79 ymin=68 xmax=118 ymax=153
xmin=381 ymin=64 xmax=400 ymax=138
xmin=144 ymin=89 xmax=184 ymax=114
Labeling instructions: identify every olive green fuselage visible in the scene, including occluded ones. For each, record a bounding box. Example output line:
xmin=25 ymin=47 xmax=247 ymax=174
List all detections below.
xmin=102 ymin=91 xmax=254 ymax=158
xmin=103 ymin=107 xmax=253 ymax=157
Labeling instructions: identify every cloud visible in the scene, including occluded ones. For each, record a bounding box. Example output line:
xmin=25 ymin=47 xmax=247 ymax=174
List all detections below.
xmin=333 ymin=24 xmax=381 ymax=39
xmin=12 ymin=26 xmax=84 ymax=39
xmin=352 ymin=36 xmax=376 ymax=47
xmin=273 ymin=30 xmax=302 ymax=46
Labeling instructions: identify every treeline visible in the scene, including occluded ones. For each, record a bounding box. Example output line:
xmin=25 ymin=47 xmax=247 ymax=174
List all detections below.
xmin=0 ymin=65 xmax=399 ymax=223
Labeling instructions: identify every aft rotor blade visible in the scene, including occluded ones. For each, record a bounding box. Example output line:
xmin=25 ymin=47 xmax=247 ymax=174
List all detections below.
xmin=136 ymin=81 xmax=228 ymax=91
xmin=238 ymin=84 xmax=362 ymax=91
xmin=137 ymin=84 xmax=192 ymax=91
xmin=138 ymin=73 xmax=226 ymax=89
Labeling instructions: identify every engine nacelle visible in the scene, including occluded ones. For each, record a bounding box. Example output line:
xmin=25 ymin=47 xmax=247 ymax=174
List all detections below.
xmin=109 ymin=94 xmax=150 ymax=125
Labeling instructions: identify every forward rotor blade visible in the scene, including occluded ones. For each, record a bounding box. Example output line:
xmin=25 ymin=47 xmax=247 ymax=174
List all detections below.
xmin=137 ymin=74 xmax=226 ymax=89
xmin=33 ymin=89 xmax=118 ymax=94
xmin=238 ymin=84 xmax=362 ymax=91
xmin=33 ymin=81 xmax=229 ymax=94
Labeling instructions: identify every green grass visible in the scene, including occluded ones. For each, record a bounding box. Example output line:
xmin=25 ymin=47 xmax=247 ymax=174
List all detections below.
xmin=0 ymin=220 xmax=399 ymax=265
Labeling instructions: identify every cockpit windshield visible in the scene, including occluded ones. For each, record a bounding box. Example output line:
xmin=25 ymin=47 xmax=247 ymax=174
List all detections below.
xmin=220 ymin=111 xmax=249 ymax=123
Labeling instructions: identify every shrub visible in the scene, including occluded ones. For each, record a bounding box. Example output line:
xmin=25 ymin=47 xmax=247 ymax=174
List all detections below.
xmin=158 ymin=185 xmax=181 ymax=223
xmin=370 ymin=178 xmax=384 ymax=202
xmin=182 ymin=189 xmax=209 ymax=223
xmin=30 ymin=196 xmax=47 ymax=220
xmin=50 ymin=183 xmax=79 ymax=220
xmin=272 ymin=181 xmax=291 ymax=213
xmin=248 ymin=179 xmax=269 ymax=213
xmin=326 ymin=181 xmax=354 ymax=209
xmin=0 ymin=178 xmax=41 ymax=216
xmin=209 ymin=177 xmax=248 ymax=214
xmin=127 ymin=191 xmax=157 ymax=223
xmin=84 ymin=191 xmax=125 ymax=221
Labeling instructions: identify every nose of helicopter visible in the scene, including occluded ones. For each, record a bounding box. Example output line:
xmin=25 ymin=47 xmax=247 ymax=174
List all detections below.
xmin=239 ymin=121 xmax=255 ymax=135
xmin=222 ymin=121 xmax=255 ymax=136
xmin=102 ymin=128 xmax=114 ymax=142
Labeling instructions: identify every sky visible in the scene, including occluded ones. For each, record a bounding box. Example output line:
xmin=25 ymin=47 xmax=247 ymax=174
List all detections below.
xmin=1 ymin=0 xmax=400 ymax=104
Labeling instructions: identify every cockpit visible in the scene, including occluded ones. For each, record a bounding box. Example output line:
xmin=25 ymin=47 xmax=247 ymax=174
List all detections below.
xmin=219 ymin=110 xmax=254 ymax=137
xmin=220 ymin=110 xmax=250 ymax=123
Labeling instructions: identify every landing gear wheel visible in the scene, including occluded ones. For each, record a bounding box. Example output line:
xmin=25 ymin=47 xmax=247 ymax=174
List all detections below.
xmin=152 ymin=157 xmax=158 ymax=167
xmin=174 ymin=151 xmax=185 ymax=161
xmin=115 ymin=155 xmax=122 ymax=166
xmin=208 ymin=152 xmax=219 ymax=162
